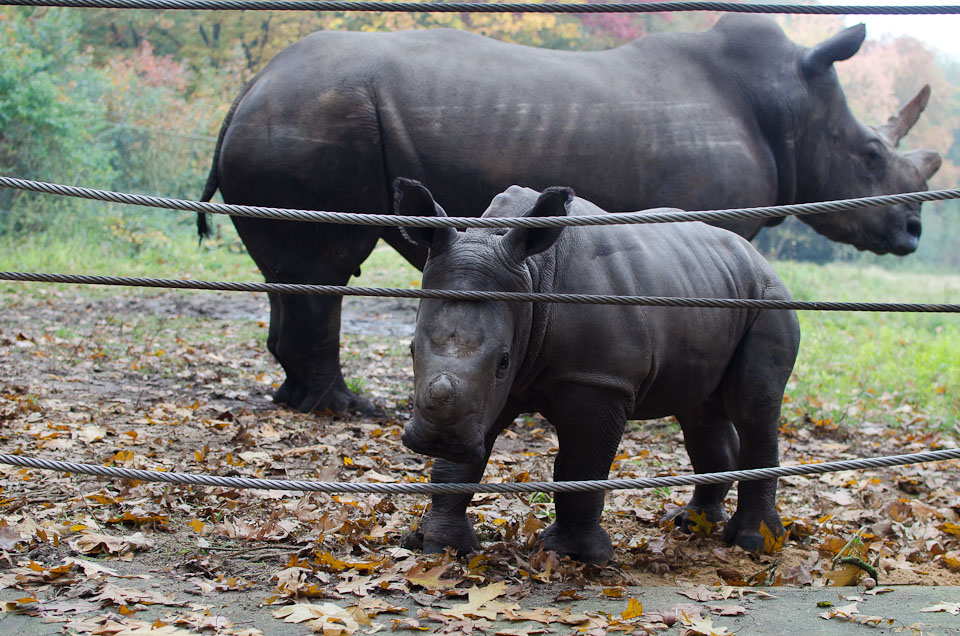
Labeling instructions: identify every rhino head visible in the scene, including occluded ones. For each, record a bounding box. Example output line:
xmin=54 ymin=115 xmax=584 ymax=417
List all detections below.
xmin=395 ymin=179 xmax=567 ymax=464
xmin=788 ymin=22 xmax=941 ymax=254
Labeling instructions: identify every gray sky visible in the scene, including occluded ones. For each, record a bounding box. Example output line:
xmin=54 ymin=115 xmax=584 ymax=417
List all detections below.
xmin=821 ymin=1 xmax=960 ymax=60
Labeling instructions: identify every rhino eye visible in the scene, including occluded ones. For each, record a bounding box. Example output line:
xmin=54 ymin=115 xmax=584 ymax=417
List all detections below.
xmin=864 ymin=143 xmax=887 ymax=174
xmin=497 ymin=351 xmax=510 ymax=376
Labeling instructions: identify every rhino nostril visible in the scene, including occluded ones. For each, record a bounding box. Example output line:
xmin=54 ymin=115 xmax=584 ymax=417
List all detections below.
xmin=428 ymin=373 xmax=457 ymax=402
xmin=906 ymin=218 xmax=922 ymax=239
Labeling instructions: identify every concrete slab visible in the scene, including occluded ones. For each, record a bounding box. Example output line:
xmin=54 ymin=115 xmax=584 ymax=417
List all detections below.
xmin=3 ymin=585 xmax=960 ymax=635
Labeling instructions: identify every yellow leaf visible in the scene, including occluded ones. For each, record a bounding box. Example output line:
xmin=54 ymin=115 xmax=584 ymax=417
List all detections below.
xmin=187 ymin=519 xmax=205 ymax=533
xmin=687 ymin=510 xmax=713 ymax=536
xmin=826 ymin=562 xmax=861 ymax=587
xmin=621 ymin=597 xmax=643 ymax=620
xmin=759 ymin=521 xmax=786 ymax=553
xmin=941 ymin=522 xmax=960 ymax=536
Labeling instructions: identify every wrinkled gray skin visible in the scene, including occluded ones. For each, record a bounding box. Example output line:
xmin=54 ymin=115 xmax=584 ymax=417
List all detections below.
xmin=397 ymin=181 xmax=802 ymax=565
xmin=199 ymin=15 xmax=939 ymax=415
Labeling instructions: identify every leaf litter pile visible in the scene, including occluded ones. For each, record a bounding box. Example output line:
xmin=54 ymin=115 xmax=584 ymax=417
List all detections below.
xmin=1 ymin=286 xmax=959 ymax=635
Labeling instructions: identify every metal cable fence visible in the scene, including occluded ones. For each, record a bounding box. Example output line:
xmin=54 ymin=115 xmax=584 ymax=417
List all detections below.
xmin=1 ymin=176 xmax=957 ymax=230
xmin=3 ymin=449 xmax=960 ymax=494
xmin=2 ymin=271 xmax=959 ymax=312
xmin=3 ymin=0 xmax=960 ymax=14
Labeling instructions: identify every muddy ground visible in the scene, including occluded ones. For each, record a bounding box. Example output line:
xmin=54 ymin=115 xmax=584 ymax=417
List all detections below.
xmin=1 ymin=285 xmax=960 ymax=634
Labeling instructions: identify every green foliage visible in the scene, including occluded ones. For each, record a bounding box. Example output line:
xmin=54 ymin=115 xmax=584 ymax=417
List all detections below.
xmin=0 ymin=8 xmax=116 ymax=234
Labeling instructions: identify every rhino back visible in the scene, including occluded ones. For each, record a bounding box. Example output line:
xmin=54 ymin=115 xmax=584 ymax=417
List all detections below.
xmin=219 ymin=27 xmax=780 ymax=217
xmin=533 ymin=211 xmax=787 ymax=417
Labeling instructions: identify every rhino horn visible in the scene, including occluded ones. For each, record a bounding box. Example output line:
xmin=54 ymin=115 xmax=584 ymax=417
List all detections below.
xmin=394 ymin=178 xmax=457 ymax=248
xmin=801 ymin=23 xmax=866 ymax=77
xmin=905 ymin=148 xmax=942 ymax=181
xmin=878 ymin=85 xmax=931 ymax=147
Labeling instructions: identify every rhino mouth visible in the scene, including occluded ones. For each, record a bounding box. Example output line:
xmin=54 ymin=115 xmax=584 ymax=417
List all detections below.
xmin=402 ymin=415 xmax=486 ymax=465
xmin=884 ymin=216 xmax=921 ymax=256
xmin=853 ymin=213 xmax=921 ymax=256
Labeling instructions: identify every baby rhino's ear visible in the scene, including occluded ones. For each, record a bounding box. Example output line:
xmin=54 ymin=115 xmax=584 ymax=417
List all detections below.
xmin=394 ymin=178 xmax=456 ymax=249
xmin=502 ymin=187 xmax=573 ymax=262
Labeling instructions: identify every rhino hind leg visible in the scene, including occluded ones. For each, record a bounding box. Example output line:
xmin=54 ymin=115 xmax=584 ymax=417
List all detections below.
xmin=537 ymin=385 xmax=629 ymax=565
xmin=719 ymin=307 xmax=800 ymax=553
xmin=230 ymin=214 xmax=383 ymax=415
xmin=664 ymin=404 xmax=738 ymax=533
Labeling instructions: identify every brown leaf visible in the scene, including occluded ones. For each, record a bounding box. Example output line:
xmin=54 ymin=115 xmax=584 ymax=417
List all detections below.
xmin=70 ymin=532 xmax=153 ymax=556
xmin=405 ymin=562 xmax=461 ymax=590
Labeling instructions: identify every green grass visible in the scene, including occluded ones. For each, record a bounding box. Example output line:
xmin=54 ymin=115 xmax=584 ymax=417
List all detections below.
xmin=0 ymin=207 xmax=257 ymax=285
xmin=0 ymin=209 xmax=420 ymax=289
xmin=772 ymin=261 xmax=959 ymax=432
xmin=349 ymin=242 xmax=422 ymax=288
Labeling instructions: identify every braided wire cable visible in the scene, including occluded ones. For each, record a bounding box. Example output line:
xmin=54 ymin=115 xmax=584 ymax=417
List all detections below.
xmin=2 ymin=449 xmax=959 ymax=494
xmin=1 ymin=176 xmax=958 ymax=230
xmin=2 ymin=271 xmax=959 ymax=312
xmin=3 ymin=0 xmax=960 ymax=14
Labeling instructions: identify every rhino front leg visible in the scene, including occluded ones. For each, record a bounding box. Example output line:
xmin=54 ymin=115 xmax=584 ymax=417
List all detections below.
xmin=404 ymin=410 xmax=518 ymax=555
xmin=402 ymin=457 xmax=485 ymax=555
xmin=663 ymin=401 xmax=738 ymax=533
xmin=539 ymin=385 xmax=629 ymax=565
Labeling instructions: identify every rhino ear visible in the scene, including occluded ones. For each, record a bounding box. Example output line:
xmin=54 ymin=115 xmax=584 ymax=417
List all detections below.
xmin=394 ymin=178 xmax=456 ymax=248
xmin=502 ymin=187 xmax=573 ymax=263
xmin=801 ymin=23 xmax=865 ymax=77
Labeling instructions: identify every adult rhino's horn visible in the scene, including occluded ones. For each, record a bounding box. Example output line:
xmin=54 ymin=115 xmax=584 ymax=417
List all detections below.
xmin=394 ymin=178 xmax=457 ymax=249
xmin=801 ymin=23 xmax=866 ymax=77
xmin=878 ymin=85 xmax=931 ymax=147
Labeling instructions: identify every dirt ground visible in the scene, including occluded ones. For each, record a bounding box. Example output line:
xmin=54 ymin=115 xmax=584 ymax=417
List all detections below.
xmin=2 ymin=285 xmax=960 ymax=634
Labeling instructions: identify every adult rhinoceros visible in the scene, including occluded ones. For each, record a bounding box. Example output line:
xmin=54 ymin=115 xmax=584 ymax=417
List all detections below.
xmin=199 ymin=15 xmax=940 ymax=415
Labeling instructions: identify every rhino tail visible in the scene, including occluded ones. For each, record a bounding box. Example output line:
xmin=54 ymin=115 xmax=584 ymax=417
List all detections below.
xmin=198 ymin=78 xmax=255 ymax=242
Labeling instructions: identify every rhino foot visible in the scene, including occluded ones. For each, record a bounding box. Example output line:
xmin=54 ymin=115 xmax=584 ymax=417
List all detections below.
xmin=274 ymin=378 xmax=306 ymax=410
xmin=721 ymin=509 xmax=784 ymax=553
xmin=403 ymin=512 xmax=479 ymax=556
xmin=662 ymin=502 xmax=729 ymax=534
xmin=538 ymin=522 xmax=613 ymax=566
xmin=273 ymin=378 xmax=378 ymax=416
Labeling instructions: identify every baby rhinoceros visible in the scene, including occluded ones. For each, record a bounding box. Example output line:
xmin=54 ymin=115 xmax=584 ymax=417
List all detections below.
xmin=397 ymin=179 xmax=801 ymax=565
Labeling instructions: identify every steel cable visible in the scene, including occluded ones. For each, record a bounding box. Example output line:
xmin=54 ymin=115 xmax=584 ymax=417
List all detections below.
xmin=2 ymin=449 xmax=959 ymax=494
xmin=3 ymin=0 xmax=960 ymax=14
xmin=1 ymin=176 xmax=958 ymax=230
xmin=2 ymin=271 xmax=959 ymax=311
